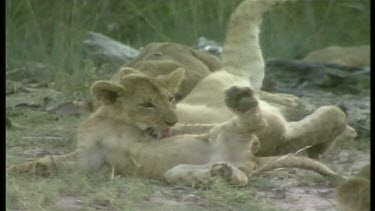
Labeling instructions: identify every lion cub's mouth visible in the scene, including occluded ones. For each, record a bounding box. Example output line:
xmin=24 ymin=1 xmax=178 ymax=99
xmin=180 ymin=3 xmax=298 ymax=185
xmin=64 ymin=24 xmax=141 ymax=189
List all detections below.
xmin=145 ymin=127 xmax=172 ymax=140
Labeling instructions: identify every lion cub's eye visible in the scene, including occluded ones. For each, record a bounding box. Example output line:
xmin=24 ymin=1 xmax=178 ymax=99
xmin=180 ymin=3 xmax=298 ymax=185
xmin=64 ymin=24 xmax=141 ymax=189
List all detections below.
xmin=168 ymin=96 xmax=175 ymax=103
xmin=139 ymin=102 xmax=155 ymax=108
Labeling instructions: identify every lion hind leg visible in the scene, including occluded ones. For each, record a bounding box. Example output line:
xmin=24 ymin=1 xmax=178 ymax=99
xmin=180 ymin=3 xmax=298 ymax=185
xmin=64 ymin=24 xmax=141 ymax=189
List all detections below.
xmin=277 ymin=106 xmax=349 ymax=158
xmin=307 ymin=125 xmax=357 ymax=159
xmin=223 ymin=0 xmax=295 ymax=89
xmin=7 ymin=151 xmax=78 ymax=176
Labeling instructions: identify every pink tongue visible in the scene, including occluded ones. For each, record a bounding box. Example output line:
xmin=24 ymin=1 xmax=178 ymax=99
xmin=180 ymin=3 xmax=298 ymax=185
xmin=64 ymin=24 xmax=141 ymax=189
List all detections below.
xmin=161 ymin=129 xmax=172 ymax=138
xmin=156 ymin=129 xmax=172 ymax=140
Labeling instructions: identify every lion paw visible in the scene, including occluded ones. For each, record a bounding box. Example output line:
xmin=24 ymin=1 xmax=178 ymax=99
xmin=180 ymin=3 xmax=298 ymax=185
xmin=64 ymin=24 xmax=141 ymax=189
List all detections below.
xmin=225 ymin=86 xmax=258 ymax=113
xmin=210 ymin=162 xmax=248 ymax=186
xmin=210 ymin=162 xmax=233 ymax=178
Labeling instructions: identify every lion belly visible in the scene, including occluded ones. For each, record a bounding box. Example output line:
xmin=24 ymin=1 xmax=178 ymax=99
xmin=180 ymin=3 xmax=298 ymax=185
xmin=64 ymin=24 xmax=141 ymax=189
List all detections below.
xmin=128 ymin=136 xmax=214 ymax=178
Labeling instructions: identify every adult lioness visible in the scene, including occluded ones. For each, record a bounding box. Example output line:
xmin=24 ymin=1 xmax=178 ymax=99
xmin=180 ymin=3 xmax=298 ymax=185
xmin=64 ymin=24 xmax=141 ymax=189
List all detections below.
xmin=9 ymin=0 xmax=352 ymax=185
xmin=82 ymin=42 xmax=297 ymax=115
xmin=125 ymin=42 xmax=222 ymax=101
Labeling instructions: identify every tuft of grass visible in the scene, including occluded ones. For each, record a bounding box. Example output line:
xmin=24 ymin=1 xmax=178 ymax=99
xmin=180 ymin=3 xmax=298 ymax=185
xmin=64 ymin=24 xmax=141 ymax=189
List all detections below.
xmin=193 ymin=179 xmax=277 ymax=210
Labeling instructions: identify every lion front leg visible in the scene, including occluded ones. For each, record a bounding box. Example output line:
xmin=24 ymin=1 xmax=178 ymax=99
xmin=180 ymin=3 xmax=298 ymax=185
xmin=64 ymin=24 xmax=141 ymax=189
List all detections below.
xmin=207 ymin=86 xmax=267 ymax=160
xmin=164 ymin=162 xmax=248 ymax=186
xmin=170 ymin=123 xmax=216 ymax=135
xmin=257 ymin=90 xmax=300 ymax=109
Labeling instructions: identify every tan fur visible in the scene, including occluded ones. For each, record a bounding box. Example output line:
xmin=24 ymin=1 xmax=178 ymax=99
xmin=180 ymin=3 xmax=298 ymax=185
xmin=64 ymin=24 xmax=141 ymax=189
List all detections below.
xmin=303 ymin=45 xmax=370 ymax=67
xmin=175 ymin=0 xmax=354 ymax=158
xmin=83 ymin=42 xmax=298 ymax=113
xmin=336 ymin=164 xmax=370 ymax=211
xmin=8 ymin=83 xmax=338 ymax=186
xmin=123 ymin=42 xmax=222 ymax=101
xmin=9 ymin=0 xmax=352 ymax=186
xmin=79 ymin=42 xmax=223 ymax=112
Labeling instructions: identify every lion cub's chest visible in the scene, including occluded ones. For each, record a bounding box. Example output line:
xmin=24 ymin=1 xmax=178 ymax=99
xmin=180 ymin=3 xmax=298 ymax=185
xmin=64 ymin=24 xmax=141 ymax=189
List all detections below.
xmin=79 ymin=117 xmax=149 ymax=171
xmin=99 ymin=123 xmax=147 ymax=167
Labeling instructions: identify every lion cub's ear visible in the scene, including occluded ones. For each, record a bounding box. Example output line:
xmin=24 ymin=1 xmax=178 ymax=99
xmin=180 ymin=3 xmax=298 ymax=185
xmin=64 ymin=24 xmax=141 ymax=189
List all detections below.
xmin=111 ymin=67 xmax=142 ymax=83
xmin=91 ymin=81 xmax=125 ymax=105
xmin=157 ymin=68 xmax=185 ymax=92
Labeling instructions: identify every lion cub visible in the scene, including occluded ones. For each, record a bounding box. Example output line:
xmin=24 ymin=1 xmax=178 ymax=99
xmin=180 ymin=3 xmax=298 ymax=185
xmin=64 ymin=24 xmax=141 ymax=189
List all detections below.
xmin=336 ymin=164 xmax=370 ymax=211
xmin=9 ymin=68 xmax=340 ymax=186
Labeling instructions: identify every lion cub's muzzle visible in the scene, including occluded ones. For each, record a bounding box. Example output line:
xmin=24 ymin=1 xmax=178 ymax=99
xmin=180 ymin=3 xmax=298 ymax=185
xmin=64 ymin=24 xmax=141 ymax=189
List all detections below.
xmin=144 ymin=110 xmax=177 ymax=140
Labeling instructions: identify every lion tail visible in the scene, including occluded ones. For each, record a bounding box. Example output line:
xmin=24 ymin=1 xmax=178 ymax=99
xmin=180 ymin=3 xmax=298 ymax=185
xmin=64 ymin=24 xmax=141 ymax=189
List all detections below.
xmin=252 ymin=155 xmax=343 ymax=183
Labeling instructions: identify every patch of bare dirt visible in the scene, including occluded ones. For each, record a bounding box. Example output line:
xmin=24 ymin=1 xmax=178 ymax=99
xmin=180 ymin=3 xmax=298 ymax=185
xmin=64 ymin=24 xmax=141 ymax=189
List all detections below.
xmin=251 ymin=148 xmax=370 ymax=211
xmin=55 ymin=196 xmax=83 ymax=211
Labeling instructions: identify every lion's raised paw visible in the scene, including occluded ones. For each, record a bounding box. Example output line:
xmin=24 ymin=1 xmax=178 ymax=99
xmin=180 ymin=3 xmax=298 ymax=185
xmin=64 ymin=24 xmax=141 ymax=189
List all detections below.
xmin=224 ymin=86 xmax=258 ymax=113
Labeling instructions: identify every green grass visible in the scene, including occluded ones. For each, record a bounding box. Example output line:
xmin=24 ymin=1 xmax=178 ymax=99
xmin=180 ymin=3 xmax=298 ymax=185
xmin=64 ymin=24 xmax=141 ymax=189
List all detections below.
xmin=6 ymin=0 xmax=370 ymax=95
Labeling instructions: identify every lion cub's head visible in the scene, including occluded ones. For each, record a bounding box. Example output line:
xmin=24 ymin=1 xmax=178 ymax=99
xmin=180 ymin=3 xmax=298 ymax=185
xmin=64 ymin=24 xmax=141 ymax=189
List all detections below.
xmin=91 ymin=67 xmax=185 ymax=139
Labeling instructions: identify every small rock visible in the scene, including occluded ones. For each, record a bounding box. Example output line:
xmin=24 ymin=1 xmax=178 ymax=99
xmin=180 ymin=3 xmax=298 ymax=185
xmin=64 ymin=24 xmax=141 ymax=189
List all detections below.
xmin=82 ymin=32 xmax=139 ymax=70
xmin=197 ymin=37 xmax=222 ymax=56
xmin=181 ymin=194 xmax=200 ymax=202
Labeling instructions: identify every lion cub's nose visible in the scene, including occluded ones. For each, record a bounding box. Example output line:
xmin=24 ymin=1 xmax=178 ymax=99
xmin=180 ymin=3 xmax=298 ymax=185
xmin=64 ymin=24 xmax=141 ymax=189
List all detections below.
xmin=164 ymin=120 xmax=177 ymax=126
